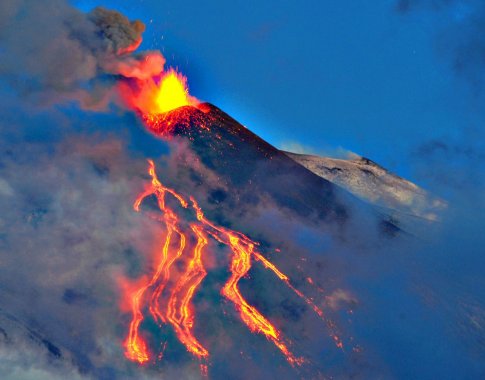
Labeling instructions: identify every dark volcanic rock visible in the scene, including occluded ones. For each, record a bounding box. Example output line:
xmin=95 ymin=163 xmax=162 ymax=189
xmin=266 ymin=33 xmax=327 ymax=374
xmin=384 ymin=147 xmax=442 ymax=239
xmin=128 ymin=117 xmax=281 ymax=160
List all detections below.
xmin=145 ymin=103 xmax=386 ymax=229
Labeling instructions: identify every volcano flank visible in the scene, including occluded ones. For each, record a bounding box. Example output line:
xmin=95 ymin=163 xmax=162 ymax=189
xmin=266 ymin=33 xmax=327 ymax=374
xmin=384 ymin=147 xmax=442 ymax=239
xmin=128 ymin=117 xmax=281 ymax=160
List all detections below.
xmin=115 ymin=101 xmax=407 ymax=376
xmin=141 ymin=103 xmax=398 ymax=233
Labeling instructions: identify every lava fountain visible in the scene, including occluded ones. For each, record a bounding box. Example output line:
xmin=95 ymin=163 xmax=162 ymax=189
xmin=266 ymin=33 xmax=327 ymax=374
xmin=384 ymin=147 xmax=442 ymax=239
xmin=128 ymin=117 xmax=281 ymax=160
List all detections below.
xmin=119 ymin=67 xmax=200 ymax=134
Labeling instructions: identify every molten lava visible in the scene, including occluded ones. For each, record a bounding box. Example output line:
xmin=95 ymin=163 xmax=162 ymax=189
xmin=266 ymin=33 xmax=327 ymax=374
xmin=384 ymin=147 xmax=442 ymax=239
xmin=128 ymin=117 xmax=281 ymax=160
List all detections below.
xmin=153 ymin=70 xmax=192 ymax=113
xmin=120 ymin=67 xmax=199 ymax=126
xmin=123 ymin=160 xmax=343 ymax=372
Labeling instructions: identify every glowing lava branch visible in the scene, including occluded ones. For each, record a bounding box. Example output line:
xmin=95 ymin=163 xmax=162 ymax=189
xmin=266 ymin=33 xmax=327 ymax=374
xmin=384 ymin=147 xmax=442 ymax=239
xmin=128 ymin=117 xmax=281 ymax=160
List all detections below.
xmin=124 ymin=284 xmax=150 ymax=363
xmin=166 ymin=224 xmax=209 ymax=358
xmin=190 ymin=197 xmax=304 ymax=364
xmin=222 ymin=236 xmax=302 ymax=365
xmin=253 ymin=250 xmax=343 ymax=348
xmin=190 ymin=197 xmax=343 ymax=349
xmin=149 ymin=224 xmax=185 ymax=325
xmin=124 ymin=160 xmax=341 ymax=367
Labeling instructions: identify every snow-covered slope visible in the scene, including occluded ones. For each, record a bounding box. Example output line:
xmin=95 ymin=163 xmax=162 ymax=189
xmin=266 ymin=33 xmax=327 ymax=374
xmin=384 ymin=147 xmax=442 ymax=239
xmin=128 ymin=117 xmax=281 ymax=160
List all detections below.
xmin=284 ymin=151 xmax=446 ymax=223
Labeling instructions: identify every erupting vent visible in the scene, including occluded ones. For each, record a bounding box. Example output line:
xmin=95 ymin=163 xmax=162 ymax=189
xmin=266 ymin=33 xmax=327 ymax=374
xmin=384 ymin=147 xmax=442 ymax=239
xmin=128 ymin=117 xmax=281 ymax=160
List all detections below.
xmin=152 ymin=69 xmax=194 ymax=114
xmin=120 ymin=67 xmax=200 ymax=135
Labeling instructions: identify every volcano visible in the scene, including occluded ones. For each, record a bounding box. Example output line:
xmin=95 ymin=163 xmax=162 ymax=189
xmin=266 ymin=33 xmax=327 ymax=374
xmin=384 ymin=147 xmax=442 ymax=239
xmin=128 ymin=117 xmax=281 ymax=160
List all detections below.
xmin=111 ymin=103 xmax=406 ymax=373
xmin=118 ymin=101 xmax=408 ymax=377
xmin=3 ymin=3 xmax=484 ymax=379
xmin=0 ymin=99 xmax=406 ymax=380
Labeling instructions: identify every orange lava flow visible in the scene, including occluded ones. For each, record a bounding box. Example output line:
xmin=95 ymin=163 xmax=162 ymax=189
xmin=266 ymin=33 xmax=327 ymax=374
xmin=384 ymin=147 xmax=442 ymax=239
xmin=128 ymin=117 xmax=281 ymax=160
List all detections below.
xmin=166 ymin=224 xmax=209 ymax=357
xmin=190 ymin=197 xmax=303 ymax=364
xmin=123 ymin=160 xmax=341 ymax=368
xmin=124 ymin=285 xmax=150 ymax=363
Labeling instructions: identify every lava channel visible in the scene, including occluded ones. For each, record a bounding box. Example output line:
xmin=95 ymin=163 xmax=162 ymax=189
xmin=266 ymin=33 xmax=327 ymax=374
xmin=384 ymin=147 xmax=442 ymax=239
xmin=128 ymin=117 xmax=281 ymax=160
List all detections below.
xmin=123 ymin=159 xmax=342 ymax=370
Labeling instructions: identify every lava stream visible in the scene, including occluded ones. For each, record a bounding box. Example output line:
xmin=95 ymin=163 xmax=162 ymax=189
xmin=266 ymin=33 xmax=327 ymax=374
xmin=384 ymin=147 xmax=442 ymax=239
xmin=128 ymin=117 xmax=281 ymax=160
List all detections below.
xmin=166 ymin=224 xmax=209 ymax=358
xmin=123 ymin=159 xmax=341 ymax=367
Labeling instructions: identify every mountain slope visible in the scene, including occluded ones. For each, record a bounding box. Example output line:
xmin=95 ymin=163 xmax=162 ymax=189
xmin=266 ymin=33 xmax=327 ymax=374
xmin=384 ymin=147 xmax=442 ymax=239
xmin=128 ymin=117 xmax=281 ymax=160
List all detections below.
xmin=284 ymin=151 xmax=446 ymax=223
xmin=142 ymin=103 xmax=406 ymax=238
xmin=146 ymin=104 xmax=357 ymax=224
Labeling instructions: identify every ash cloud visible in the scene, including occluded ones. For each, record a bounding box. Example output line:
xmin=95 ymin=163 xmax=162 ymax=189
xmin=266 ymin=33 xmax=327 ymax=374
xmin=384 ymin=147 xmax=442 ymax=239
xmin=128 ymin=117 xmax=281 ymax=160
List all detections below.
xmin=89 ymin=7 xmax=146 ymax=55
xmin=0 ymin=0 xmax=165 ymax=110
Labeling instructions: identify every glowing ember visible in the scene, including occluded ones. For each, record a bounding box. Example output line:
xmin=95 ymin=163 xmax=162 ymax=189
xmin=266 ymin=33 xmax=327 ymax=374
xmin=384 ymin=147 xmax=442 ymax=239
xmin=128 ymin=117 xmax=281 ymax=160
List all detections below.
xmin=123 ymin=160 xmax=343 ymax=372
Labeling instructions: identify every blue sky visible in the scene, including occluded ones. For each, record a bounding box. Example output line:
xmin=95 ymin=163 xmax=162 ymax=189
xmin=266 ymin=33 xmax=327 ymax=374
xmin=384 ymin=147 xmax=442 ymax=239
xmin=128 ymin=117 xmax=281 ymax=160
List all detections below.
xmin=72 ymin=0 xmax=483 ymax=183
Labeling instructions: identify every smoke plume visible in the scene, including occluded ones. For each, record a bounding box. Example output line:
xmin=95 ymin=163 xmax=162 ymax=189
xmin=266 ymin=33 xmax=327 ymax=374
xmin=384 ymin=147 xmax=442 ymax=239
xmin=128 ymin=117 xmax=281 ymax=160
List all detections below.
xmin=0 ymin=0 xmax=165 ymax=110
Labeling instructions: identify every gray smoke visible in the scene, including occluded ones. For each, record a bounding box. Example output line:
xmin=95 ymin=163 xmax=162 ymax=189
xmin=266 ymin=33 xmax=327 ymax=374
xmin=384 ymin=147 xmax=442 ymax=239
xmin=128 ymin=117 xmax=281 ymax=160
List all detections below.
xmin=0 ymin=0 xmax=165 ymax=109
